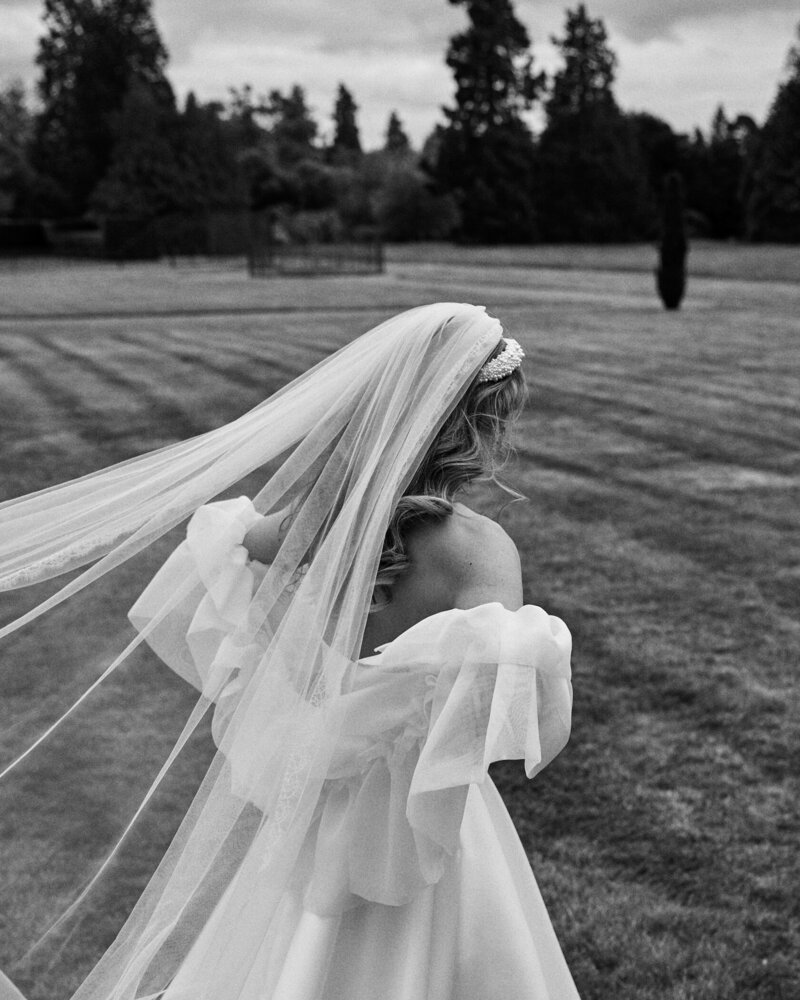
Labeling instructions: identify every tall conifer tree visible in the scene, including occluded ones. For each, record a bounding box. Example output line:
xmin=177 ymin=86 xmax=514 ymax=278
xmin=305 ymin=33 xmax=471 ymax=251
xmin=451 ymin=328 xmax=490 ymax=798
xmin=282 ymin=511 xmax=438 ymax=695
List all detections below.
xmin=33 ymin=0 xmax=172 ymax=215
xmin=434 ymin=0 xmax=543 ymax=242
xmin=385 ymin=111 xmax=411 ymax=154
xmin=689 ymin=106 xmax=750 ymax=238
xmin=536 ymin=3 xmax=652 ymax=241
xmin=0 ymin=82 xmax=36 ymax=215
xmin=331 ymin=84 xmax=362 ymax=161
xmin=546 ymin=4 xmax=616 ymax=121
xmin=746 ymin=23 xmax=800 ymax=241
xmin=266 ymin=85 xmax=319 ymax=165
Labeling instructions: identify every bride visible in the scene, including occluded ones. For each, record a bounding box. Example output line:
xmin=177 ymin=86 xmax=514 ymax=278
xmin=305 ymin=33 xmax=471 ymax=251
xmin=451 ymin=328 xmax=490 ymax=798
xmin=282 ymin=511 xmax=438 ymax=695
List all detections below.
xmin=0 ymin=302 xmax=580 ymax=999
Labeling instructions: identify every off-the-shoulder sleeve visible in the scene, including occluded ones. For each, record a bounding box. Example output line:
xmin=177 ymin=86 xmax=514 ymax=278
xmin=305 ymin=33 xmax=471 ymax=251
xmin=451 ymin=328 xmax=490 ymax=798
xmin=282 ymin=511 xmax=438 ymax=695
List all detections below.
xmin=296 ymin=602 xmax=572 ymax=913
xmin=128 ymin=496 xmax=264 ymax=696
xmin=404 ymin=603 xmax=572 ymax=860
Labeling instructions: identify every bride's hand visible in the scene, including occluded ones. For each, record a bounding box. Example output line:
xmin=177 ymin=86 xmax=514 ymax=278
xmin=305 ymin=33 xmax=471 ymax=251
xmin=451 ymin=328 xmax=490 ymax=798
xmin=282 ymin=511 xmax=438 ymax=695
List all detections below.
xmin=242 ymin=507 xmax=292 ymax=565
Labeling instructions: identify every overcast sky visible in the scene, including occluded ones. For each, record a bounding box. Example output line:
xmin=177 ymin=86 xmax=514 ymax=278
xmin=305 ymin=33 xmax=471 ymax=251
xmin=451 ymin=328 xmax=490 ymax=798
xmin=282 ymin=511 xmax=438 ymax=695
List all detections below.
xmin=2 ymin=0 xmax=798 ymax=147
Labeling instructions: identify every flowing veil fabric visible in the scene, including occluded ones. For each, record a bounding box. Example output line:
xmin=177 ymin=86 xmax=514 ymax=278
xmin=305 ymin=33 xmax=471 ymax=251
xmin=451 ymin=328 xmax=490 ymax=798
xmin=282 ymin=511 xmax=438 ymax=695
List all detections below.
xmin=0 ymin=303 xmax=506 ymax=1000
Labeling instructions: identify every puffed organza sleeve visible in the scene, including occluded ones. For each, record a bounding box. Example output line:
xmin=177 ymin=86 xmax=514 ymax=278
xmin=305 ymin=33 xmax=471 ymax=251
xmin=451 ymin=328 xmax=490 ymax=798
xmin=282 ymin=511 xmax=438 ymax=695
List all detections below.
xmin=405 ymin=603 xmax=572 ymax=859
xmin=127 ymin=496 xmax=264 ymax=698
xmin=296 ymin=602 xmax=572 ymax=913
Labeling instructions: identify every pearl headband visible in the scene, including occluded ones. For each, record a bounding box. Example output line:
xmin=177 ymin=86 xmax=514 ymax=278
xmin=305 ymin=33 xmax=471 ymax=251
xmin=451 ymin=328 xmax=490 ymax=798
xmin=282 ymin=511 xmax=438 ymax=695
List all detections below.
xmin=476 ymin=338 xmax=525 ymax=384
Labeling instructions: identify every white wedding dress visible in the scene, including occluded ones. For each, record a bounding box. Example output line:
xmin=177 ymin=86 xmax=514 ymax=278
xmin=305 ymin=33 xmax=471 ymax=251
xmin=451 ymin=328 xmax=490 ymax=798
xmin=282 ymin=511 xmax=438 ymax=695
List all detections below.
xmin=126 ymin=498 xmax=582 ymax=1000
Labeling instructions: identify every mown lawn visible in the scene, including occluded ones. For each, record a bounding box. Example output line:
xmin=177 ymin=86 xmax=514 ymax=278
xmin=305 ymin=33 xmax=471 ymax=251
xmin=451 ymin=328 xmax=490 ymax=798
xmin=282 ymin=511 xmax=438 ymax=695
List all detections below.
xmin=387 ymin=239 xmax=800 ymax=283
xmin=0 ymin=248 xmax=798 ymax=999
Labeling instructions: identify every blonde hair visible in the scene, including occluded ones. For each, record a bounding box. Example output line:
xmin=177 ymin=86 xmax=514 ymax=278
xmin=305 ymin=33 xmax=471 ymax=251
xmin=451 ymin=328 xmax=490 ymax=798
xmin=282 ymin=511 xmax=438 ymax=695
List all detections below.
xmin=372 ymin=342 xmax=526 ymax=611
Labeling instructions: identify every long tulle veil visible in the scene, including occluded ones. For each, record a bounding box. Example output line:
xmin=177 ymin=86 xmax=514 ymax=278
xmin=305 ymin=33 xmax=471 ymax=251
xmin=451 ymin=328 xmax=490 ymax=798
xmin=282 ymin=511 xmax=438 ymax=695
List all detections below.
xmin=0 ymin=303 xmax=504 ymax=1000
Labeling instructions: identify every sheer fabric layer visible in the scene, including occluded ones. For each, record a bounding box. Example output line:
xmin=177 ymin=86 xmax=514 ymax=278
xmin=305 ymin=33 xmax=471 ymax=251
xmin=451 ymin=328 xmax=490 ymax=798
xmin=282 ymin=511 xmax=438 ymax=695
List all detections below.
xmin=1 ymin=304 xmax=513 ymax=1000
xmin=130 ymin=498 xmax=573 ymax=914
xmin=129 ymin=499 xmax=579 ymax=999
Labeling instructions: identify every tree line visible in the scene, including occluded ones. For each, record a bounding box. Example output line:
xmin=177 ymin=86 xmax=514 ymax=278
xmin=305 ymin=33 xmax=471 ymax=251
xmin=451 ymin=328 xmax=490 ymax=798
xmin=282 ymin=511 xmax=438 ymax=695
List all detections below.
xmin=0 ymin=0 xmax=798 ymax=244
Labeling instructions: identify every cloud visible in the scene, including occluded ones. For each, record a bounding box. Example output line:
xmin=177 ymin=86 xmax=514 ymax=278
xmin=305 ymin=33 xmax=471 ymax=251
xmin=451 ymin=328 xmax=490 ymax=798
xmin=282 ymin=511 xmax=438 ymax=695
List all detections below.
xmin=612 ymin=10 xmax=796 ymax=130
xmin=0 ymin=3 xmax=41 ymax=83
xmin=586 ymin=0 xmax=799 ymax=42
xmin=515 ymin=0 xmax=798 ymax=44
xmin=158 ymin=0 xmax=797 ymax=143
xmin=154 ymin=0 xmax=461 ymax=61
xmin=154 ymin=0 xmax=464 ymax=143
xmin=166 ymin=35 xmax=454 ymax=147
xmin=1 ymin=0 xmax=798 ymax=146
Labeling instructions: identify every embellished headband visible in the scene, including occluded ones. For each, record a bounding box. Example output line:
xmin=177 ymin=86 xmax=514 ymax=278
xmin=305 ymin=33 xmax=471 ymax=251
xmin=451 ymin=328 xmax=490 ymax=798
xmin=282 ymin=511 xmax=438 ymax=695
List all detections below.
xmin=476 ymin=338 xmax=525 ymax=384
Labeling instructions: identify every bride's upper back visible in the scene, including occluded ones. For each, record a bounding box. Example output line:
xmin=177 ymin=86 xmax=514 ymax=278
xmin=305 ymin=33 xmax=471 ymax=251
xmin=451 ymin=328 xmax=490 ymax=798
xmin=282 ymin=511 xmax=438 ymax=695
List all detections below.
xmin=358 ymin=503 xmax=523 ymax=659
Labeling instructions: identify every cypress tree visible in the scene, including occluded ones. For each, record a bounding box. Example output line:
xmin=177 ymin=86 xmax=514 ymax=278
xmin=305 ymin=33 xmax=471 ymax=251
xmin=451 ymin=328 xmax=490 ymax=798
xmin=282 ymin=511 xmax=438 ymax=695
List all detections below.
xmin=656 ymin=172 xmax=688 ymax=311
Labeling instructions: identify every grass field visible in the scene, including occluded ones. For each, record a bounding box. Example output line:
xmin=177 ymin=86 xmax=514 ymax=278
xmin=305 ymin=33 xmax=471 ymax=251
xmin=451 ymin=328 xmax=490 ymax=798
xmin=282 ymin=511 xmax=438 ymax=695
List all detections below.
xmin=0 ymin=245 xmax=798 ymax=999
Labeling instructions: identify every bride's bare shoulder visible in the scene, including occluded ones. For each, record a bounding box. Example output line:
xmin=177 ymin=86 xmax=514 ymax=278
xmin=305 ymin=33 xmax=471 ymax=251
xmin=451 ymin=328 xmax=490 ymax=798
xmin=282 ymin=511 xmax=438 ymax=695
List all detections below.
xmin=405 ymin=502 xmax=522 ymax=610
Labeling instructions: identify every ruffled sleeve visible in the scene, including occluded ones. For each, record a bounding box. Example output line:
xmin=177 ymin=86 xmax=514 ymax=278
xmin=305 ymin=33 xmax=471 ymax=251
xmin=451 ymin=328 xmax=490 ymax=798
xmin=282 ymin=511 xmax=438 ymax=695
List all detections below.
xmin=128 ymin=496 xmax=264 ymax=699
xmin=405 ymin=603 xmax=572 ymax=859
xmin=296 ymin=602 xmax=572 ymax=913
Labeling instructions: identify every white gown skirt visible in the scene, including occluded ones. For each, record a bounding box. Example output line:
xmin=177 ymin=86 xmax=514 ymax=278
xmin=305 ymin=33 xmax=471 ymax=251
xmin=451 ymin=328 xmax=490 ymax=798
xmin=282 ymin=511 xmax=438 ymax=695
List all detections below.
xmin=167 ymin=779 xmax=580 ymax=1000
